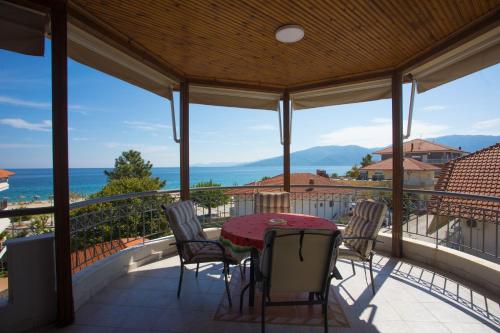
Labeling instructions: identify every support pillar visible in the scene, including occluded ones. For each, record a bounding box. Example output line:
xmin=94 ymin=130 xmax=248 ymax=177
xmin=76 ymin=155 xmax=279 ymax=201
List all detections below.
xmin=391 ymin=71 xmax=404 ymax=258
xmin=51 ymin=0 xmax=74 ymax=325
xmin=283 ymin=91 xmax=291 ymax=192
xmin=180 ymin=81 xmax=190 ymax=200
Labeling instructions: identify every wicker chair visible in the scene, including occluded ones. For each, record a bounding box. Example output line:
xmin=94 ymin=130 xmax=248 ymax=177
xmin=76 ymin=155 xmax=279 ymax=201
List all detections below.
xmin=254 ymin=192 xmax=290 ymax=214
xmin=339 ymin=200 xmax=388 ymax=294
xmin=162 ymin=200 xmax=238 ymax=305
xmin=242 ymin=228 xmax=342 ymax=333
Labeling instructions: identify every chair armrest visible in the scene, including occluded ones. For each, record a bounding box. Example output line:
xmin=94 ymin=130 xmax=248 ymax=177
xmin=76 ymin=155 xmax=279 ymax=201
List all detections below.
xmin=342 ymin=236 xmax=381 ymax=242
xmin=176 ymin=239 xmax=228 ymax=261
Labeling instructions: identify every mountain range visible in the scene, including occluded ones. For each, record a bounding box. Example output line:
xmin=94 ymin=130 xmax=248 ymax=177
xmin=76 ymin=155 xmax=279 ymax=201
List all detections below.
xmin=242 ymin=135 xmax=500 ymax=167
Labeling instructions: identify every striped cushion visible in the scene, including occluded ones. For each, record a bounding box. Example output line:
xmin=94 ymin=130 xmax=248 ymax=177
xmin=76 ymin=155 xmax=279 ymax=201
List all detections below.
xmin=189 ymin=243 xmax=237 ymax=264
xmin=254 ymin=192 xmax=290 ymax=214
xmin=343 ymin=200 xmax=387 ymax=258
xmin=164 ymin=200 xmax=206 ymax=259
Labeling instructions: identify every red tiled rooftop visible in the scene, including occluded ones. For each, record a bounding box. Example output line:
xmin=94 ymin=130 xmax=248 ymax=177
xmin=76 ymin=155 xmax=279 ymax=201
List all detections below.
xmin=360 ymin=157 xmax=440 ymax=171
xmin=226 ymin=173 xmax=351 ymax=195
xmin=430 ymin=143 xmax=500 ymax=222
xmin=373 ymin=139 xmax=465 ymax=155
xmin=0 ymin=169 xmax=15 ymax=178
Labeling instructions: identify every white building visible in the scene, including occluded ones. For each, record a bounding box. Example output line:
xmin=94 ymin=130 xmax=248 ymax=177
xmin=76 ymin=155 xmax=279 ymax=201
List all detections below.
xmin=226 ymin=172 xmax=353 ymax=221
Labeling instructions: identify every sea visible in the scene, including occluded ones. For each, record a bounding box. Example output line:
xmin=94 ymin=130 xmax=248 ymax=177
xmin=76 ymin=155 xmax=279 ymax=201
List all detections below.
xmin=2 ymin=166 xmax=351 ymax=202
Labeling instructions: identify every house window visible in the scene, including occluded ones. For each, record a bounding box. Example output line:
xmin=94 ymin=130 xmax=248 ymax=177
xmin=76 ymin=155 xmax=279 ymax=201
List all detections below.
xmin=319 ymin=203 xmax=323 ymax=207
xmin=329 ymin=200 xmax=334 ymax=207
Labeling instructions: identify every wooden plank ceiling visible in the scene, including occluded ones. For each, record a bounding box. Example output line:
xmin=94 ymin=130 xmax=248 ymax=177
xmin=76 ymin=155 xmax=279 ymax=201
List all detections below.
xmin=70 ymin=0 xmax=500 ymax=90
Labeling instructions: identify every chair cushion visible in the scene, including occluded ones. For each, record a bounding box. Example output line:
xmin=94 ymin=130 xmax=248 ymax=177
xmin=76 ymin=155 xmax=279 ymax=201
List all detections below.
xmin=254 ymin=192 xmax=290 ymax=214
xmin=343 ymin=200 xmax=387 ymax=258
xmin=163 ymin=200 xmax=207 ymax=259
xmin=188 ymin=242 xmax=238 ymax=264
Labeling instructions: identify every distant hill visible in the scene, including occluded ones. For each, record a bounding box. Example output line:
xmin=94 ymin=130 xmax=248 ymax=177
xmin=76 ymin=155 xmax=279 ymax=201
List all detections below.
xmin=425 ymin=135 xmax=500 ymax=153
xmin=243 ymin=145 xmax=376 ymax=167
xmin=242 ymin=135 xmax=500 ymax=167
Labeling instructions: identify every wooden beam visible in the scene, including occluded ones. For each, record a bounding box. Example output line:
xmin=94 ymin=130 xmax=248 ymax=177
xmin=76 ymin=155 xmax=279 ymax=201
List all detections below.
xmin=398 ymin=8 xmax=500 ymax=76
xmin=391 ymin=71 xmax=404 ymax=258
xmin=283 ymin=91 xmax=291 ymax=192
xmin=67 ymin=1 xmax=184 ymax=83
xmin=288 ymin=69 xmax=394 ymax=93
xmin=51 ymin=0 xmax=74 ymax=325
xmin=188 ymin=77 xmax=284 ymax=94
xmin=180 ymin=81 xmax=190 ymax=200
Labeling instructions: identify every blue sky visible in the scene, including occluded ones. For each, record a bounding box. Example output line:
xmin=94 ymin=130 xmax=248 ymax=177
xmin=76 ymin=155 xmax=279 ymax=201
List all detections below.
xmin=0 ymin=40 xmax=499 ymax=168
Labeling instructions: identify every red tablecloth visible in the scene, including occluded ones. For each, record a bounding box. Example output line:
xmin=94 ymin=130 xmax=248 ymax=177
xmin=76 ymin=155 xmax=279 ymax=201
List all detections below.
xmin=220 ymin=213 xmax=337 ymax=259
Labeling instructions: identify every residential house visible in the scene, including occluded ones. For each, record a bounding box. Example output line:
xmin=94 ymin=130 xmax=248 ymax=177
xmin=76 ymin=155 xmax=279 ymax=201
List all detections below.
xmin=0 ymin=169 xmax=14 ymax=210
xmin=373 ymin=138 xmax=467 ymax=167
xmin=359 ymin=157 xmax=440 ymax=190
xmin=226 ymin=172 xmax=353 ymax=220
xmin=429 ymin=143 xmax=500 ymax=260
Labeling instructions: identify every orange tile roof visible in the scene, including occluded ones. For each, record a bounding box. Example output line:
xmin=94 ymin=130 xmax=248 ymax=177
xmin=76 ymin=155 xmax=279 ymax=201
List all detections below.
xmin=360 ymin=157 xmax=440 ymax=171
xmin=430 ymin=143 xmax=500 ymax=222
xmin=0 ymin=169 xmax=15 ymax=178
xmin=226 ymin=173 xmax=351 ymax=195
xmin=373 ymin=139 xmax=465 ymax=155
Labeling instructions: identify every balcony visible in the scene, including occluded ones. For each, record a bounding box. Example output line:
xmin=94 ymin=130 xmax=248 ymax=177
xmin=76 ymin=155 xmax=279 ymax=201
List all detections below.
xmin=1 ymin=185 xmax=498 ymax=332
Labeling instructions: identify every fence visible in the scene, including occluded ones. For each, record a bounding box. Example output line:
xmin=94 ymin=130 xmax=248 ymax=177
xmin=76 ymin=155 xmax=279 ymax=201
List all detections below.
xmin=0 ymin=185 xmax=498 ymax=274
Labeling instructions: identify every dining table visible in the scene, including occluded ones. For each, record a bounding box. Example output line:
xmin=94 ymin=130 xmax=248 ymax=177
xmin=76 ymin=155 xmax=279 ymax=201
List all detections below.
xmin=220 ymin=212 xmax=338 ymax=306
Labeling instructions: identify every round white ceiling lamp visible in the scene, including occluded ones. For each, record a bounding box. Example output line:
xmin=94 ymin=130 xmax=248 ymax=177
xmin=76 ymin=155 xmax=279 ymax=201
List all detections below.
xmin=275 ymin=25 xmax=304 ymax=43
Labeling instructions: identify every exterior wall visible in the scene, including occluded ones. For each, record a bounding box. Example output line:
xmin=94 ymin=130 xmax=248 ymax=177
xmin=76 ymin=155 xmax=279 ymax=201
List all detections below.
xmin=458 ymin=219 xmax=500 ymax=261
xmin=231 ymin=194 xmax=352 ymax=220
xmin=404 ymin=170 xmax=436 ymax=189
xmin=365 ymin=170 xmax=393 ymax=181
xmin=0 ymin=234 xmax=57 ymax=333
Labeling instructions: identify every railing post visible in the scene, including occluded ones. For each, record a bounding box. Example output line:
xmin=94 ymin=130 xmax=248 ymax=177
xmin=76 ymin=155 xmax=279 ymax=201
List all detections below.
xmin=283 ymin=91 xmax=291 ymax=192
xmin=180 ymin=81 xmax=190 ymax=200
xmin=391 ymin=71 xmax=404 ymax=258
xmin=51 ymin=0 xmax=74 ymax=325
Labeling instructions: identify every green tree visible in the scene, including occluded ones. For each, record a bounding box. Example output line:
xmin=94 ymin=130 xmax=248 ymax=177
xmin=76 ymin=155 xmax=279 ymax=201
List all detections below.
xmin=191 ymin=180 xmax=230 ymax=217
xmin=260 ymin=176 xmax=271 ymax=181
xmin=104 ymin=150 xmax=166 ymax=188
xmin=331 ymin=172 xmax=339 ymax=178
xmin=30 ymin=215 xmax=52 ymax=235
xmin=361 ymin=154 xmax=373 ymax=167
xmin=346 ymin=165 xmax=360 ymax=179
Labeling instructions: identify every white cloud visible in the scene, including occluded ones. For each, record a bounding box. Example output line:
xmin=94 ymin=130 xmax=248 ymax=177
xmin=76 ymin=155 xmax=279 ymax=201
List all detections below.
xmin=0 ymin=118 xmax=52 ymax=131
xmin=124 ymin=121 xmax=171 ymax=132
xmin=421 ymin=105 xmax=447 ymax=112
xmin=319 ymin=118 xmax=449 ymax=147
xmin=0 ymin=96 xmax=50 ymax=109
xmin=249 ymin=124 xmax=276 ymax=131
xmin=0 ymin=95 xmax=103 ymax=115
xmin=473 ymin=118 xmax=500 ymax=130
xmin=0 ymin=143 xmax=50 ymax=149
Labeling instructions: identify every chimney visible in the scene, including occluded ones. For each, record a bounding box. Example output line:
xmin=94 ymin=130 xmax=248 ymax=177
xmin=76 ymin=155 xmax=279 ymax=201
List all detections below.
xmin=316 ymin=169 xmax=328 ymax=178
xmin=306 ymin=178 xmax=314 ymax=191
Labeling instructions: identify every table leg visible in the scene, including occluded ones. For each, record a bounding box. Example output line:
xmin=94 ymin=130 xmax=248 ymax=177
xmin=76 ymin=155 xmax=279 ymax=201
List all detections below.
xmin=248 ymin=248 xmax=256 ymax=307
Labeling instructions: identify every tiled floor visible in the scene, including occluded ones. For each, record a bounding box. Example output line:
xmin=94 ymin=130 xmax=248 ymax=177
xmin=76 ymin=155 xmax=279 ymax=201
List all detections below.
xmin=35 ymin=254 xmax=499 ymax=333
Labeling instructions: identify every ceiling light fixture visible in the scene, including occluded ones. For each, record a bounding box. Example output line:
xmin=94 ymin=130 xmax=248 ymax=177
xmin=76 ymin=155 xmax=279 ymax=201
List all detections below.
xmin=275 ymin=25 xmax=304 ymax=43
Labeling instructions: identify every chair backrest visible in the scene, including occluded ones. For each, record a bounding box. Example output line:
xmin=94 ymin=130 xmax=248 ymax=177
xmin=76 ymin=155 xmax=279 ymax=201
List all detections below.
xmin=162 ymin=200 xmax=206 ymax=259
xmin=344 ymin=200 xmax=387 ymax=258
xmin=260 ymin=228 xmax=342 ymax=294
xmin=254 ymin=192 xmax=290 ymax=214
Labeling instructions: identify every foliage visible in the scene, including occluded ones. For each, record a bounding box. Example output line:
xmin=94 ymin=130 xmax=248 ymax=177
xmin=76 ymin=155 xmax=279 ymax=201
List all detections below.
xmin=331 ymin=172 xmax=339 ymax=178
xmin=70 ymin=151 xmax=174 ymax=251
xmin=104 ymin=150 xmax=166 ymax=188
xmin=260 ymin=176 xmax=271 ymax=181
xmin=360 ymin=154 xmax=373 ymax=167
xmin=345 ymin=165 xmax=360 ymax=179
xmin=191 ymin=180 xmax=230 ymax=217
xmin=30 ymin=215 xmax=52 ymax=235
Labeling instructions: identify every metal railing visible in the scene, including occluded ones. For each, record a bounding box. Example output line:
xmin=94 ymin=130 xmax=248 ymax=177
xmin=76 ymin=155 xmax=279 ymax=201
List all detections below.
xmin=1 ymin=184 xmax=498 ymax=274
